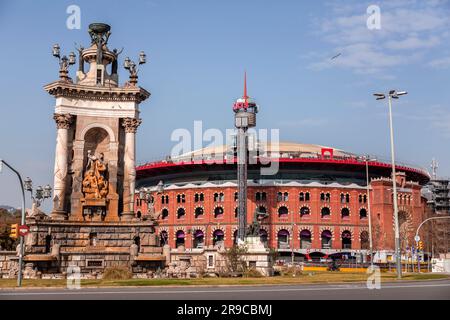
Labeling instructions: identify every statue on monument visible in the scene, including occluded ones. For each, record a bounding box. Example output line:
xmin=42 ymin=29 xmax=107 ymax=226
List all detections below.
xmin=111 ymin=48 xmax=123 ymax=75
xmin=75 ymin=43 xmax=85 ymax=73
xmin=87 ymin=23 xmax=111 ymax=65
xmin=82 ymin=151 xmax=109 ymax=199
xmin=246 ymin=209 xmax=261 ymax=237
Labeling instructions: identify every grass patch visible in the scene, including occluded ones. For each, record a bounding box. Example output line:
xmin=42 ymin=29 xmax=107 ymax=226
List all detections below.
xmin=0 ymin=272 xmax=448 ymax=289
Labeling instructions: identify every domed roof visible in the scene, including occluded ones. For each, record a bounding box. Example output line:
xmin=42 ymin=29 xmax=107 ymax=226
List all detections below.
xmin=171 ymin=141 xmax=356 ymax=162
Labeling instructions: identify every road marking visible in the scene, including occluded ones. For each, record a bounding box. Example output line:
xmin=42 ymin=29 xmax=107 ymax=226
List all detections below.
xmin=1 ymin=283 xmax=450 ymax=296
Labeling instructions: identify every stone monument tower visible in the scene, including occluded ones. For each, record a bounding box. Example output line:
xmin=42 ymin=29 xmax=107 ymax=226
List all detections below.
xmin=22 ymin=23 xmax=165 ymax=278
xmin=45 ymin=23 xmax=149 ymax=222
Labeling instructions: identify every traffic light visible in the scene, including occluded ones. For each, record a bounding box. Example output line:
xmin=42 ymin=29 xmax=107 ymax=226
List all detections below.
xmin=418 ymin=241 xmax=424 ymax=251
xmin=9 ymin=224 xmax=19 ymax=239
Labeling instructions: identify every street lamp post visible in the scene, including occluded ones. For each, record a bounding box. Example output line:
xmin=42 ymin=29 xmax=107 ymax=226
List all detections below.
xmin=0 ymin=159 xmax=26 ymax=287
xmin=373 ymin=90 xmax=408 ymax=279
xmin=414 ymin=216 xmax=450 ymax=272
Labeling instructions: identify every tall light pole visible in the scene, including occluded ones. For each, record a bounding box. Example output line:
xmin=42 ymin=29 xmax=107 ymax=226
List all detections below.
xmin=233 ymin=73 xmax=258 ymax=243
xmin=373 ymin=90 xmax=407 ymax=279
xmin=0 ymin=159 xmax=26 ymax=287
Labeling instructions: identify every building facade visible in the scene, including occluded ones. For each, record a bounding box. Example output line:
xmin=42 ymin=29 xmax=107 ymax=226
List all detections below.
xmin=135 ymin=143 xmax=431 ymax=262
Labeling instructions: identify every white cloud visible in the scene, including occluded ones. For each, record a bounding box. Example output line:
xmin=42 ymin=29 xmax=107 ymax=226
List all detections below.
xmin=307 ymin=0 xmax=450 ymax=74
xmin=385 ymin=35 xmax=440 ymax=50
xmin=429 ymin=56 xmax=450 ymax=68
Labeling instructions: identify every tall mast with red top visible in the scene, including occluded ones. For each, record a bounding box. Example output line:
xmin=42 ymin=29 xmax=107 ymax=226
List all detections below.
xmin=233 ymin=72 xmax=258 ymax=243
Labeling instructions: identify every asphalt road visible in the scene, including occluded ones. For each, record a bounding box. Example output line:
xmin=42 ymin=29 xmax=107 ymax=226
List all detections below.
xmin=1 ymin=280 xmax=449 ymax=300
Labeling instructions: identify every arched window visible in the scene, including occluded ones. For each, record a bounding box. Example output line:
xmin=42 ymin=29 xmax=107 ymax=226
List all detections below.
xmin=177 ymin=207 xmax=186 ymax=219
xmin=321 ymin=207 xmax=331 ymax=219
xmin=363 ymin=194 xmax=367 ymax=203
xmin=321 ymin=230 xmax=332 ymax=249
xmin=300 ymin=230 xmax=312 ymax=249
xmin=136 ymin=211 xmax=142 ymax=219
xmin=359 ymin=194 xmax=363 ymax=203
xmin=219 ymin=192 xmax=225 ymax=202
xmin=257 ymin=206 xmax=267 ymax=215
xmin=305 ymin=192 xmax=310 ymax=201
xmin=161 ymin=208 xmax=169 ymax=220
xmin=176 ymin=194 xmax=186 ymax=203
xmin=299 ymin=192 xmax=305 ymax=202
xmin=234 ymin=192 xmax=238 ymax=201
xmin=194 ymin=193 xmax=204 ymax=203
xmin=277 ymin=229 xmax=290 ymax=249
xmin=300 ymin=206 xmax=310 ymax=217
xmin=278 ymin=206 xmax=289 ymax=218
xmin=340 ymin=193 xmax=346 ymax=204
xmin=284 ymin=192 xmax=289 ymax=201
xmin=214 ymin=206 xmax=224 ymax=219
xmin=213 ymin=230 xmax=224 ymax=246
xmin=277 ymin=192 xmax=283 ymax=202
xmin=234 ymin=207 xmax=239 ymax=218
xmin=360 ymin=208 xmax=367 ymax=219
xmin=321 ymin=193 xmax=330 ymax=202
xmin=193 ymin=230 xmax=204 ymax=248
xmin=175 ymin=230 xmax=185 ymax=247
xmin=233 ymin=230 xmax=238 ymax=245
xmin=361 ymin=231 xmax=370 ymax=250
xmin=341 ymin=207 xmax=350 ymax=220
xmin=161 ymin=195 xmax=169 ymax=204
xmin=261 ymin=192 xmax=267 ymax=201
xmin=195 ymin=207 xmax=204 ymax=218
xmin=256 ymin=192 xmax=261 ymax=201
xmin=342 ymin=230 xmax=352 ymax=249
xmin=346 ymin=194 xmax=350 ymax=203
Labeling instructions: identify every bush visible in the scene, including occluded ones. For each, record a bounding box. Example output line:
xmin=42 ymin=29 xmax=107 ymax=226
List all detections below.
xmin=102 ymin=266 xmax=132 ymax=280
xmin=281 ymin=266 xmax=303 ymax=277
xmin=243 ymin=268 xmax=263 ymax=278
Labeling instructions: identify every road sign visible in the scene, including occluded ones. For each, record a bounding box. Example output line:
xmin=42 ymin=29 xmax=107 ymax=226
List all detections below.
xmin=18 ymin=225 xmax=29 ymax=237
xmin=414 ymin=235 xmax=420 ymax=242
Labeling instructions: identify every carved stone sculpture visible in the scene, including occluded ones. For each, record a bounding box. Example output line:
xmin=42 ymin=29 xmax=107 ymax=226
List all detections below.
xmin=82 ymin=152 xmax=108 ymax=199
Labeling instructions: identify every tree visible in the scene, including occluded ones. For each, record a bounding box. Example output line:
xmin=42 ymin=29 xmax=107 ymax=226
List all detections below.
xmin=222 ymin=245 xmax=248 ymax=275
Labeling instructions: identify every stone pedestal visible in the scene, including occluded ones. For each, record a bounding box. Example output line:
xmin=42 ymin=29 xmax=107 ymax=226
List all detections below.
xmin=242 ymin=236 xmax=273 ymax=276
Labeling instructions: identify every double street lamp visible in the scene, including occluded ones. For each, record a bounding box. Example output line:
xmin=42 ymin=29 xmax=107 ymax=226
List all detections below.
xmin=373 ymin=90 xmax=408 ymax=279
xmin=23 ymin=177 xmax=52 ymax=210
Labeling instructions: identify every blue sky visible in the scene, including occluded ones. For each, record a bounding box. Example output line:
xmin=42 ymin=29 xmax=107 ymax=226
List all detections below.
xmin=0 ymin=0 xmax=449 ymax=210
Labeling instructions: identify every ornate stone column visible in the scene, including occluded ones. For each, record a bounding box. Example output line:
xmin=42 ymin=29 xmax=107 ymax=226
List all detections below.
xmin=121 ymin=118 xmax=142 ymax=220
xmin=51 ymin=113 xmax=73 ymax=220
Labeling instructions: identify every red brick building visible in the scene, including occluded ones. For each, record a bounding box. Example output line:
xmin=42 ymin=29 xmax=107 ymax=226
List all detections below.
xmin=134 ymin=143 xmax=430 ymax=262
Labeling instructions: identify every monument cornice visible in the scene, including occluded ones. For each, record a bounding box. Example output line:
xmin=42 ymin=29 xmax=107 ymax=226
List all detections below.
xmin=44 ymin=80 xmax=151 ymax=103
